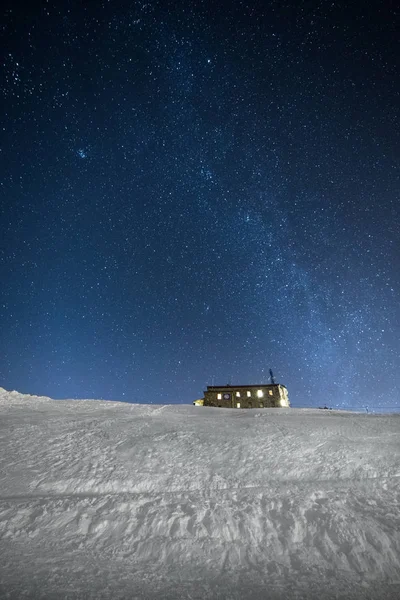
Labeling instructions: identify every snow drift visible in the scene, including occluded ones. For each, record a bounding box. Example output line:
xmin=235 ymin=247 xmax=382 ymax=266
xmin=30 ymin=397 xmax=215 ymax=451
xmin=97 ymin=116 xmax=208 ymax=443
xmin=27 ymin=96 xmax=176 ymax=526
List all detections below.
xmin=0 ymin=387 xmax=399 ymax=599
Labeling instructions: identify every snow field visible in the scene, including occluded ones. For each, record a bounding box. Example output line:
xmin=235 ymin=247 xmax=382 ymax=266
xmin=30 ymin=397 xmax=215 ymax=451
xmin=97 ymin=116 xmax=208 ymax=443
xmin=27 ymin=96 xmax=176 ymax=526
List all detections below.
xmin=0 ymin=388 xmax=399 ymax=599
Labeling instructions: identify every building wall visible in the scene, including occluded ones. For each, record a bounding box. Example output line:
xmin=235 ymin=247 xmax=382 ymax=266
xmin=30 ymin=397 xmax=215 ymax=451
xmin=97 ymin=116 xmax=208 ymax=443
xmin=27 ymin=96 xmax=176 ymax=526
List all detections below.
xmin=203 ymin=384 xmax=289 ymax=408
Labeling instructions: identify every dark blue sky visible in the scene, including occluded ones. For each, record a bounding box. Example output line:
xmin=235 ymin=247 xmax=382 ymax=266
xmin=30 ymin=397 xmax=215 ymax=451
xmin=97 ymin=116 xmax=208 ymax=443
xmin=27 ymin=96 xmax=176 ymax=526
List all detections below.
xmin=1 ymin=0 xmax=399 ymax=409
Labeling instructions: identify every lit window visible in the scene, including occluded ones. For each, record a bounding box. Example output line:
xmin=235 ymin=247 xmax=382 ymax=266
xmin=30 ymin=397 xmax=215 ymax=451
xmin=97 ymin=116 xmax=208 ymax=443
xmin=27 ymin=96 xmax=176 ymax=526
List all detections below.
xmin=217 ymin=393 xmax=222 ymax=400
xmin=236 ymin=402 xmax=241 ymax=408
xmin=236 ymin=391 xmax=240 ymax=397
xmin=269 ymin=390 xmax=273 ymax=396
xmin=259 ymin=403 xmax=264 ymax=408
xmin=257 ymin=390 xmax=264 ymax=398
xmin=247 ymin=391 xmax=251 ymax=397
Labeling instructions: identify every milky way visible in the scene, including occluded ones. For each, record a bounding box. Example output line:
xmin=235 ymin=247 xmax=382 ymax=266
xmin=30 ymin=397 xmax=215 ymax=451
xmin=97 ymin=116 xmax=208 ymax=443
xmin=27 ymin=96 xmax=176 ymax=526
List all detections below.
xmin=1 ymin=0 xmax=399 ymax=410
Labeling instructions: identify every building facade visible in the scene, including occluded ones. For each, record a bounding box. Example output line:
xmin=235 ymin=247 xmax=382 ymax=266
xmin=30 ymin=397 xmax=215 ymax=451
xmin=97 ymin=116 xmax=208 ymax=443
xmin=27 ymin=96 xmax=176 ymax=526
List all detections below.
xmin=203 ymin=383 xmax=289 ymax=409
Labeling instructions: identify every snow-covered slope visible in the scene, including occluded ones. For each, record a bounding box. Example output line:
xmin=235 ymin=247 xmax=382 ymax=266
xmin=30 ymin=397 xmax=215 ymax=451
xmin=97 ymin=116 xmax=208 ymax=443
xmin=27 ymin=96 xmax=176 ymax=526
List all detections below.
xmin=0 ymin=387 xmax=399 ymax=599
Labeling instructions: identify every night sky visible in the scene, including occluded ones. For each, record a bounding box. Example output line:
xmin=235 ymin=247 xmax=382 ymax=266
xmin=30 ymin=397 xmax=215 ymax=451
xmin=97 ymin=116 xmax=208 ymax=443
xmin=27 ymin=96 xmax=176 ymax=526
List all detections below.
xmin=1 ymin=0 xmax=399 ymax=409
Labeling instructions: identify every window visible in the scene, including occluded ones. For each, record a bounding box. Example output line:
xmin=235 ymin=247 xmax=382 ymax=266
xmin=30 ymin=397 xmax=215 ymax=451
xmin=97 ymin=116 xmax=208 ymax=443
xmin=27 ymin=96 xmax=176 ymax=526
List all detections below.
xmin=269 ymin=390 xmax=273 ymax=396
xmin=247 ymin=391 xmax=251 ymax=397
xmin=259 ymin=402 xmax=264 ymax=408
xmin=236 ymin=391 xmax=240 ymax=397
xmin=257 ymin=390 xmax=264 ymax=398
xmin=217 ymin=393 xmax=222 ymax=400
xmin=236 ymin=402 xmax=241 ymax=408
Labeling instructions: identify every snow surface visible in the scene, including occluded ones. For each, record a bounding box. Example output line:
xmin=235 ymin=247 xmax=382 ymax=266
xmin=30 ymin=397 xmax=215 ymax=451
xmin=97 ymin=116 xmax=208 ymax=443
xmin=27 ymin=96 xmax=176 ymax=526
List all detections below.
xmin=0 ymin=387 xmax=400 ymax=600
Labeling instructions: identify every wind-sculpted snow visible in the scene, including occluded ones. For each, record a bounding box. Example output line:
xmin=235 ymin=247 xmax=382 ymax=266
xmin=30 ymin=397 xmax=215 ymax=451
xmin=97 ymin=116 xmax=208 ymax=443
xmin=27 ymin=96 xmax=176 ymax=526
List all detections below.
xmin=0 ymin=388 xmax=399 ymax=599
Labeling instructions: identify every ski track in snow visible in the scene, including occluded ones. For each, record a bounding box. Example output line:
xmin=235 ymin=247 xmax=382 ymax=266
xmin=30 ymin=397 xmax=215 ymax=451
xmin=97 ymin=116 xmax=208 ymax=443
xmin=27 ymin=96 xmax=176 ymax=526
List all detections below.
xmin=0 ymin=388 xmax=400 ymax=599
